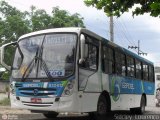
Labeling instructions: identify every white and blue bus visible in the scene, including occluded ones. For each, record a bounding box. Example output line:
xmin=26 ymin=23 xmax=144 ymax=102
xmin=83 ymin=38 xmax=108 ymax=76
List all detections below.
xmin=0 ymin=28 xmax=155 ymax=119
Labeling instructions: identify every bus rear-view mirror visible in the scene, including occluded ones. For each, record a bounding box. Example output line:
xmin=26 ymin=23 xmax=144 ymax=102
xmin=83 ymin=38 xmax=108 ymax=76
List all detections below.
xmin=0 ymin=42 xmax=17 ymax=71
xmin=79 ymin=34 xmax=88 ymax=64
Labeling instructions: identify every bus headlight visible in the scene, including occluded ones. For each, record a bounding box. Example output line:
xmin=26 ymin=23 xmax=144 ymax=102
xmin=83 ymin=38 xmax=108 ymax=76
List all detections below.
xmin=67 ymin=83 xmax=73 ymax=89
xmin=64 ymin=90 xmax=70 ymax=95
xmin=62 ymin=81 xmax=74 ymax=96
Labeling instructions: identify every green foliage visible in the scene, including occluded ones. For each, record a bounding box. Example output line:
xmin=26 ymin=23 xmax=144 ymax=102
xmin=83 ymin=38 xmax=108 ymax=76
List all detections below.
xmin=0 ymin=98 xmax=10 ymax=106
xmin=1 ymin=71 xmax=10 ymax=80
xmin=0 ymin=1 xmax=30 ymax=44
xmin=51 ymin=7 xmax=85 ymax=28
xmin=84 ymin=0 xmax=160 ymax=17
xmin=0 ymin=1 xmax=85 ymax=44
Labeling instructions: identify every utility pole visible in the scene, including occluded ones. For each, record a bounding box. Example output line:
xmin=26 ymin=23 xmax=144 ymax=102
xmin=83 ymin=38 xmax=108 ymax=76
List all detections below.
xmin=110 ymin=16 xmax=114 ymax=42
xmin=128 ymin=40 xmax=147 ymax=56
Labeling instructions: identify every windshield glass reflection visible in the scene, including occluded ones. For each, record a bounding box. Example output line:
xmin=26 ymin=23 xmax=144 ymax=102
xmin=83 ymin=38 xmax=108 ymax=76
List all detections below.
xmin=12 ymin=34 xmax=77 ymax=80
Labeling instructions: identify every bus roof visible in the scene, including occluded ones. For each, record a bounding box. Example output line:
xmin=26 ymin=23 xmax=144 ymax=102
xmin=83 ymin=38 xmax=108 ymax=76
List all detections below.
xmin=18 ymin=27 xmax=83 ymax=40
xmin=18 ymin=27 xmax=153 ymax=65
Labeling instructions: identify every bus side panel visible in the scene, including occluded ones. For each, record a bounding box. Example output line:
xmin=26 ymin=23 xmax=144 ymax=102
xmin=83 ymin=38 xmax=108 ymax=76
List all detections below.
xmin=146 ymin=95 xmax=155 ymax=107
xmin=143 ymin=81 xmax=155 ymax=107
xmin=106 ymin=75 xmax=136 ymax=110
xmin=102 ymin=73 xmax=110 ymax=92
xmin=110 ymin=94 xmax=135 ymax=110
xmin=81 ymin=92 xmax=100 ymax=112
xmin=80 ymin=72 xmax=102 ymax=112
xmin=84 ymin=72 xmax=102 ymax=92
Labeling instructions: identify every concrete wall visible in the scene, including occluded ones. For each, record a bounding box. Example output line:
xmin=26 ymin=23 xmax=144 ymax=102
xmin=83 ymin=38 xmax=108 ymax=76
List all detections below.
xmin=0 ymin=80 xmax=9 ymax=93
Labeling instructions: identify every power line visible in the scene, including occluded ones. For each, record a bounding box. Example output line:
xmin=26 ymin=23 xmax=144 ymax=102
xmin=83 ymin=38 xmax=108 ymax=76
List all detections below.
xmin=116 ymin=18 xmax=137 ymax=47
xmin=119 ymin=17 xmax=138 ymax=46
xmin=114 ymin=20 xmax=138 ymax=53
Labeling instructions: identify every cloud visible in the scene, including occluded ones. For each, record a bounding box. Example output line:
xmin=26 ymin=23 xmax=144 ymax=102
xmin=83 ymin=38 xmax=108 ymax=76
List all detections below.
xmin=144 ymin=53 xmax=160 ymax=67
xmin=7 ymin=0 xmax=160 ymax=66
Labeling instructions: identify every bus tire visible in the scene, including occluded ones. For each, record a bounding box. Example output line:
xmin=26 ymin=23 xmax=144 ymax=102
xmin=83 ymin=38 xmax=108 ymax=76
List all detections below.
xmin=88 ymin=112 xmax=96 ymax=120
xmin=96 ymin=94 xmax=110 ymax=120
xmin=43 ymin=112 xmax=58 ymax=118
xmin=138 ymin=95 xmax=146 ymax=114
xmin=156 ymin=104 xmax=159 ymax=107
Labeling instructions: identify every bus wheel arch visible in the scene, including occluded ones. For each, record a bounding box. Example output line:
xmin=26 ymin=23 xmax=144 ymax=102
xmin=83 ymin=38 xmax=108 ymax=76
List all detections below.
xmin=139 ymin=93 xmax=146 ymax=114
xmin=88 ymin=91 xmax=111 ymax=119
xmin=100 ymin=91 xmax=111 ymax=111
xmin=142 ymin=93 xmax=147 ymax=106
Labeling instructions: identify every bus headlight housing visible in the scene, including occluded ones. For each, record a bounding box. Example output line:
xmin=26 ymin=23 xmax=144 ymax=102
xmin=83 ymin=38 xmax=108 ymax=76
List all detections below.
xmin=62 ymin=81 xmax=74 ymax=96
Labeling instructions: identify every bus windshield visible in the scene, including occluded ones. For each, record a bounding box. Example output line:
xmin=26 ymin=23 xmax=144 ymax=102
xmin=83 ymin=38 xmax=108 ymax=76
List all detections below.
xmin=12 ymin=33 xmax=77 ymax=80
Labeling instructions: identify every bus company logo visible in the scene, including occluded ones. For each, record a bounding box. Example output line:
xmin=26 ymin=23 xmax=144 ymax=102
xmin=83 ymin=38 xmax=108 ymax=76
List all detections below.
xmin=111 ymin=77 xmax=120 ymax=102
xmin=33 ymin=89 xmax=39 ymax=96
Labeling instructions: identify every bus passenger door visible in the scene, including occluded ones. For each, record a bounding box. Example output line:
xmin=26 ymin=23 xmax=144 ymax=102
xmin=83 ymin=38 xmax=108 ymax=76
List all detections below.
xmin=78 ymin=34 xmax=101 ymax=112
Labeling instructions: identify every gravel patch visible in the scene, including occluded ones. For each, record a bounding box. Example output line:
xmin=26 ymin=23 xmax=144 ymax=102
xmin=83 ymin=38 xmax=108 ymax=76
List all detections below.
xmin=0 ymin=106 xmax=31 ymax=114
xmin=0 ymin=93 xmax=7 ymax=101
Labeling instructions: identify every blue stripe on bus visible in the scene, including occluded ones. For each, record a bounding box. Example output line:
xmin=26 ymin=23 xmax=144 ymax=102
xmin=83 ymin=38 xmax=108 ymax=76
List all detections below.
xmin=15 ymin=81 xmax=64 ymax=98
xmin=15 ymin=76 xmax=75 ymax=98
xmin=109 ymin=75 xmax=155 ymax=95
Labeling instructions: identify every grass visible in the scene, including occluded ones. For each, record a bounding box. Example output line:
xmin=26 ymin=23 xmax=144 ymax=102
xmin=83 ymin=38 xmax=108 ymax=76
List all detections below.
xmin=0 ymin=98 xmax=10 ymax=106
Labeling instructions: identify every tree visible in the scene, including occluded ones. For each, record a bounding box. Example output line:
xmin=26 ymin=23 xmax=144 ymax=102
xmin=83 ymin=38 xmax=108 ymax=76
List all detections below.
xmin=25 ymin=6 xmax=52 ymax=31
xmin=84 ymin=0 xmax=160 ymax=17
xmin=0 ymin=1 xmax=85 ymax=44
xmin=0 ymin=1 xmax=30 ymax=44
xmin=0 ymin=1 xmax=85 ymax=80
xmin=51 ymin=7 xmax=84 ymax=28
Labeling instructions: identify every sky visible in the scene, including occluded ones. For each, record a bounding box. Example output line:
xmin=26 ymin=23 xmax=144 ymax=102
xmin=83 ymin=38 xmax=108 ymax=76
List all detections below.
xmin=6 ymin=0 xmax=160 ymax=66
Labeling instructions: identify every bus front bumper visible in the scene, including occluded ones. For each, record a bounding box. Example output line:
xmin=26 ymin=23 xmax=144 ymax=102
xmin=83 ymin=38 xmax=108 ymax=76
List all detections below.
xmin=10 ymin=94 xmax=80 ymax=113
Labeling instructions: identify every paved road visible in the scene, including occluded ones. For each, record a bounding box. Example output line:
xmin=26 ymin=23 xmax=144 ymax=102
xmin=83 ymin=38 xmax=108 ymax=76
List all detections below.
xmin=0 ymin=106 xmax=160 ymax=120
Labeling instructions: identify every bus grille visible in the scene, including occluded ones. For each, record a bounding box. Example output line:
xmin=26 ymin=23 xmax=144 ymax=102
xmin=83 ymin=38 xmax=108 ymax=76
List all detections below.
xmin=15 ymin=83 xmax=57 ymax=97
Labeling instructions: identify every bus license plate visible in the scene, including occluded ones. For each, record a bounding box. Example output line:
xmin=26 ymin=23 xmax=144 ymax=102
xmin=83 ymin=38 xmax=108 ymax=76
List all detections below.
xmin=31 ymin=98 xmax=42 ymax=103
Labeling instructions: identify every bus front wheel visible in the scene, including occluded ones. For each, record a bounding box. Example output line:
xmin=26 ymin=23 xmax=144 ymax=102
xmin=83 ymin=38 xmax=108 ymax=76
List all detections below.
xmin=43 ymin=112 xmax=58 ymax=118
xmin=96 ymin=95 xmax=110 ymax=120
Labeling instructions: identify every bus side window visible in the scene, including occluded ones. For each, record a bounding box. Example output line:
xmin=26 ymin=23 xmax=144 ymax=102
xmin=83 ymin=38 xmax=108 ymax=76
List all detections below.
xmin=127 ymin=56 xmax=135 ymax=77
xmin=135 ymin=60 xmax=142 ymax=79
xmin=115 ymin=51 xmax=126 ymax=76
xmin=121 ymin=54 xmax=126 ymax=76
xmin=149 ymin=65 xmax=154 ymax=82
xmin=143 ymin=63 xmax=149 ymax=81
xmin=103 ymin=46 xmax=114 ymax=74
xmin=83 ymin=43 xmax=98 ymax=70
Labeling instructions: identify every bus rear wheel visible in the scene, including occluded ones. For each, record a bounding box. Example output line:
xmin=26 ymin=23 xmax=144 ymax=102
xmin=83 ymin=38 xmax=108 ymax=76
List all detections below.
xmin=43 ymin=112 xmax=58 ymax=118
xmin=139 ymin=95 xmax=146 ymax=114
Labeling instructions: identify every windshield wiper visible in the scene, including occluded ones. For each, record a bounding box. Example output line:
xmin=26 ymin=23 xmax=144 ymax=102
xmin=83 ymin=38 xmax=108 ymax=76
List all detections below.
xmin=21 ymin=36 xmax=53 ymax=82
xmin=21 ymin=51 xmax=53 ymax=82
xmin=21 ymin=48 xmax=38 ymax=82
xmin=35 ymin=56 xmax=53 ymax=80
